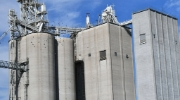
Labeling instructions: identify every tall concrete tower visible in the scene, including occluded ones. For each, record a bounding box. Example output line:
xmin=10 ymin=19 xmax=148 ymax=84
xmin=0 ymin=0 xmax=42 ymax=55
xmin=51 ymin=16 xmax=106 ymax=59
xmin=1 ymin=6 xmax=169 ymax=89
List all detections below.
xmin=133 ymin=9 xmax=180 ymax=100
xmin=56 ymin=37 xmax=76 ymax=100
xmin=75 ymin=23 xmax=136 ymax=100
xmin=9 ymin=33 xmax=56 ymax=100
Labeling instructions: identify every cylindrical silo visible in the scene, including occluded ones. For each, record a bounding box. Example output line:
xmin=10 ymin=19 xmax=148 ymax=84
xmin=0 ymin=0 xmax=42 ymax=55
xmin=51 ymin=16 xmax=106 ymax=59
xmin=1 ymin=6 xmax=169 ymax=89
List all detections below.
xmin=56 ymin=37 xmax=75 ymax=100
xmin=26 ymin=33 xmax=55 ymax=100
xmin=9 ymin=33 xmax=56 ymax=100
xmin=9 ymin=40 xmax=17 ymax=100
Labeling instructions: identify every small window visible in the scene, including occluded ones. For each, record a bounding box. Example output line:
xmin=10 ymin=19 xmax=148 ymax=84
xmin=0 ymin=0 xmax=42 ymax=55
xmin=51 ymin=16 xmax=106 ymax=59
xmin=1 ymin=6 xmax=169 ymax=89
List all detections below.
xmin=100 ymin=50 xmax=106 ymax=60
xmin=88 ymin=53 xmax=91 ymax=57
xmin=175 ymin=40 xmax=177 ymax=45
xmin=126 ymin=54 xmax=129 ymax=58
xmin=114 ymin=52 xmax=117 ymax=56
xmin=140 ymin=34 xmax=146 ymax=44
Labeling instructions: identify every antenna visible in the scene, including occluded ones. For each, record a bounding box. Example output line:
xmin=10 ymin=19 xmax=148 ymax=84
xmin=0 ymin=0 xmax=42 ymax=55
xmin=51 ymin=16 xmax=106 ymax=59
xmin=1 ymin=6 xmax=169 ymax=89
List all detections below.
xmin=86 ymin=13 xmax=90 ymax=28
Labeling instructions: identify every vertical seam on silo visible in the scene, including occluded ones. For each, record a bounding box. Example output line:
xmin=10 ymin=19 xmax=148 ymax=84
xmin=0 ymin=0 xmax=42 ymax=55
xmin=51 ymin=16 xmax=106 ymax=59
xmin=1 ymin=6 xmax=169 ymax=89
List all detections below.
xmin=159 ymin=13 xmax=164 ymax=100
xmin=169 ymin=18 xmax=176 ymax=100
xmin=165 ymin=15 xmax=173 ymax=100
xmin=176 ymin=19 xmax=180 ymax=97
xmin=122 ymin=26 xmax=126 ymax=100
xmin=168 ymin=17 xmax=175 ymax=100
xmin=175 ymin=19 xmax=180 ymax=99
xmin=171 ymin=18 xmax=179 ymax=99
xmin=161 ymin=13 xmax=169 ymax=100
xmin=156 ymin=13 xmax=163 ymax=100
xmin=165 ymin=15 xmax=171 ymax=100
xmin=174 ymin=19 xmax=180 ymax=98
xmin=150 ymin=11 xmax=158 ymax=100
xmin=119 ymin=27 xmax=125 ymax=100
xmin=151 ymin=11 xmax=158 ymax=100
xmin=108 ymin=24 xmax=114 ymax=100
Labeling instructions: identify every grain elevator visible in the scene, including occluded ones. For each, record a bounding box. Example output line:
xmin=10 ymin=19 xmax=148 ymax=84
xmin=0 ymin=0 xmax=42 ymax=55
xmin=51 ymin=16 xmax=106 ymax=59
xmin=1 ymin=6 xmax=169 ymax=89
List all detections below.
xmin=8 ymin=24 xmax=135 ymax=100
xmin=0 ymin=0 xmax=179 ymax=100
xmin=133 ymin=9 xmax=180 ymax=100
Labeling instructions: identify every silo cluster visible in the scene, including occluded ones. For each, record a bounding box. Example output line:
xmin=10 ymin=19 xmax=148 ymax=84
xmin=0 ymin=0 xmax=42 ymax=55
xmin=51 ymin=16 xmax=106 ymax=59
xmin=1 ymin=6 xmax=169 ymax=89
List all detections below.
xmin=9 ymin=22 xmax=136 ymax=100
xmin=8 ymin=8 xmax=180 ymax=100
xmin=9 ymin=33 xmax=75 ymax=100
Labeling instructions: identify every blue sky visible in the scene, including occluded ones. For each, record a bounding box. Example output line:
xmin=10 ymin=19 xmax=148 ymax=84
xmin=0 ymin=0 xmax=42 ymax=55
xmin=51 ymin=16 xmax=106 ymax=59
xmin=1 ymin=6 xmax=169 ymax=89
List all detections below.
xmin=0 ymin=0 xmax=180 ymax=99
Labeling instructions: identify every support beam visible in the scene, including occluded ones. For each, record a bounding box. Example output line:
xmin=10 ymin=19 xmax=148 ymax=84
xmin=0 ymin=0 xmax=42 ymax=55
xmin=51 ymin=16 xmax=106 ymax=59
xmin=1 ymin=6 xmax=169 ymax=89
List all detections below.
xmin=0 ymin=60 xmax=28 ymax=72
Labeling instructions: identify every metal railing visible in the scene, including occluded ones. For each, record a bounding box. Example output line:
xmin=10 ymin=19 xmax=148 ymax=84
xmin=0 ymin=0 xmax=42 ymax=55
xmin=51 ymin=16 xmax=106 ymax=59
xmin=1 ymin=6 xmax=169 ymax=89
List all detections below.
xmin=0 ymin=60 xmax=28 ymax=72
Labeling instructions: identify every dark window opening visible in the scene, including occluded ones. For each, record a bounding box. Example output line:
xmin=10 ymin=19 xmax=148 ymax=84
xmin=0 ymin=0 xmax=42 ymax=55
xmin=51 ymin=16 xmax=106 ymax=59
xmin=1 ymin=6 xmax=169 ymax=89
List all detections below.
xmin=75 ymin=61 xmax=86 ymax=100
xmin=175 ymin=40 xmax=177 ymax=45
xmin=88 ymin=53 xmax=91 ymax=57
xmin=100 ymin=50 xmax=106 ymax=60
xmin=126 ymin=54 xmax=129 ymax=58
xmin=140 ymin=33 xmax=146 ymax=44
xmin=114 ymin=52 xmax=117 ymax=56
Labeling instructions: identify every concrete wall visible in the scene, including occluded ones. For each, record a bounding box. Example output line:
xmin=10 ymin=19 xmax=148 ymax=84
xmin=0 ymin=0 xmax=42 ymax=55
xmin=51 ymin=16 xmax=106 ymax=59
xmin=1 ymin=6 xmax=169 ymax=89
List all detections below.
xmin=133 ymin=10 xmax=157 ymax=100
xmin=9 ymin=33 xmax=56 ymax=100
xmin=9 ymin=40 xmax=17 ymax=100
xmin=133 ymin=9 xmax=180 ymax=100
xmin=109 ymin=24 xmax=135 ymax=100
xmin=173 ymin=18 xmax=180 ymax=100
xmin=56 ymin=37 xmax=75 ymax=100
xmin=76 ymin=23 xmax=113 ymax=100
xmin=76 ymin=23 xmax=135 ymax=100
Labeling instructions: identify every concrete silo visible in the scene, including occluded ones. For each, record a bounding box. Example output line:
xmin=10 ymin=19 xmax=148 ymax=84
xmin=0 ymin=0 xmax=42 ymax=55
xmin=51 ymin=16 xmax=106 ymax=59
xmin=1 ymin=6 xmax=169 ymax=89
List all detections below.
xmin=9 ymin=33 xmax=56 ymax=100
xmin=56 ymin=37 xmax=76 ymax=100
xmin=9 ymin=40 xmax=18 ymax=100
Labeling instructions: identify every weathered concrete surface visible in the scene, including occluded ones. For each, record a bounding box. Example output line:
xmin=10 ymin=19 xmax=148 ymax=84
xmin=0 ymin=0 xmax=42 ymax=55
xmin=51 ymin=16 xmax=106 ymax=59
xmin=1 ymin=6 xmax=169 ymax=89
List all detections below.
xmin=9 ymin=33 xmax=56 ymax=100
xmin=133 ymin=9 xmax=180 ymax=100
xmin=76 ymin=23 xmax=135 ymax=100
xmin=56 ymin=37 xmax=76 ymax=100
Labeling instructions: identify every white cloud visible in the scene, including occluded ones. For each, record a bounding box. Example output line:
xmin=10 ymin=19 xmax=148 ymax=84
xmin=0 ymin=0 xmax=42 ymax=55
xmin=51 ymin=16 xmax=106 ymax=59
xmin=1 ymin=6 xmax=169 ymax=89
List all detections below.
xmin=54 ymin=12 xmax=81 ymax=27
xmin=165 ymin=0 xmax=180 ymax=12
xmin=44 ymin=0 xmax=81 ymax=12
xmin=42 ymin=0 xmax=102 ymax=26
xmin=169 ymin=0 xmax=180 ymax=7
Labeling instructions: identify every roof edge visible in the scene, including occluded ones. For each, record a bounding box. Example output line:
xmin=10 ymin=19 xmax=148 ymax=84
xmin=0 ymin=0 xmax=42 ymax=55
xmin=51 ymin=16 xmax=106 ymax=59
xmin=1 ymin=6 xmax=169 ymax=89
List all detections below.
xmin=133 ymin=8 xmax=178 ymax=20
